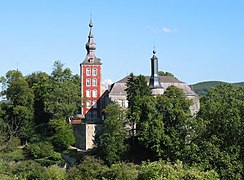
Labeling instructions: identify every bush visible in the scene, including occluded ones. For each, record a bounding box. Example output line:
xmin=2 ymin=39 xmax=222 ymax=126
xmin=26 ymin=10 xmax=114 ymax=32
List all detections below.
xmin=11 ymin=160 xmax=49 ymax=179
xmin=47 ymin=165 xmax=66 ymax=180
xmin=25 ymin=141 xmax=54 ymax=159
xmin=103 ymin=162 xmax=139 ymax=180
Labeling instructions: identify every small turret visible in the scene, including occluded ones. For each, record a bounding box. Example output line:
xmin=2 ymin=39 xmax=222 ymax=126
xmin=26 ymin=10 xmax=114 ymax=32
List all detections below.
xmin=149 ymin=48 xmax=164 ymax=96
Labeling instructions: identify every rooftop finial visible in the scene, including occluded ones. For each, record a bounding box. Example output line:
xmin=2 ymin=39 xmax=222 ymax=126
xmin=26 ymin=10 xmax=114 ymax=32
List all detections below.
xmin=153 ymin=46 xmax=156 ymax=54
xmin=89 ymin=13 xmax=93 ymax=27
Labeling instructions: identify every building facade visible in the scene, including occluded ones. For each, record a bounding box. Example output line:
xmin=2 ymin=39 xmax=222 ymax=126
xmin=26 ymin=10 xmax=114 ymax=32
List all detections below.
xmin=80 ymin=18 xmax=103 ymax=121
xmin=73 ymin=19 xmax=200 ymax=150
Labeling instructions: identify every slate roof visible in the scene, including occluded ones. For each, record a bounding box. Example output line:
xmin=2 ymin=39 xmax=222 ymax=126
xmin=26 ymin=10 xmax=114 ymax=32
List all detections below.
xmin=81 ymin=56 xmax=102 ymax=65
xmin=110 ymin=75 xmax=197 ymax=96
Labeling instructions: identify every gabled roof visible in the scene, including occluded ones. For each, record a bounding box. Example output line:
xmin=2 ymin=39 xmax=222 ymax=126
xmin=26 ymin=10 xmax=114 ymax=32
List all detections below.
xmin=116 ymin=75 xmax=182 ymax=83
xmin=110 ymin=75 xmax=198 ymax=96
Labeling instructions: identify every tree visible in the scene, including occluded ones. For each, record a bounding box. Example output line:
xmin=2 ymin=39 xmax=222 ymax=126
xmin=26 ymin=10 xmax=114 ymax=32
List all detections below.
xmin=49 ymin=118 xmax=75 ymax=150
xmin=138 ymin=96 xmax=165 ymax=159
xmin=138 ymin=160 xmax=219 ymax=180
xmin=185 ymin=84 xmax=244 ymax=179
xmin=137 ymin=86 xmax=192 ymax=161
xmin=45 ymin=61 xmax=81 ymax=119
xmin=97 ymin=103 xmax=128 ymax=165
xmin=125 ymin=73 xmax=151 ymax=138
xmin=0 ymin=70 xmax=35 ymax=141
xmin=26 ymin=71 xmax=51 ymax=124
xmin=158 ymin=71 xmax=177 ymax=79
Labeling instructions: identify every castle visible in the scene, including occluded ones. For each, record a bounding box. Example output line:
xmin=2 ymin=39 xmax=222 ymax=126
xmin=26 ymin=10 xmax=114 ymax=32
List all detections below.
xmin=71 ymin=18 xmax=200 ymax=150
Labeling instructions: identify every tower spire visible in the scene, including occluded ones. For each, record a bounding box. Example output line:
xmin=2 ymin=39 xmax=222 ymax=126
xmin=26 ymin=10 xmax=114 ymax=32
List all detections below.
xmin=86 ymin=15 xmax=96 ymax=55
xmin=149 ymin=47 xmax=162 ymax=88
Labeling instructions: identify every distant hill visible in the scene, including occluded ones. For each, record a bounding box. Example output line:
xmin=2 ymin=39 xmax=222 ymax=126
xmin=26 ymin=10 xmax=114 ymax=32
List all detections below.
xmin=190 ymin=81 xmax=244 ymax=96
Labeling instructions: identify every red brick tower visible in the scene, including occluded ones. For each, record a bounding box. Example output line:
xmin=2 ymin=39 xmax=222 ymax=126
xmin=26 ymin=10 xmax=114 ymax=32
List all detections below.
xmin=80 ymin=18 xmax=102 ymax=120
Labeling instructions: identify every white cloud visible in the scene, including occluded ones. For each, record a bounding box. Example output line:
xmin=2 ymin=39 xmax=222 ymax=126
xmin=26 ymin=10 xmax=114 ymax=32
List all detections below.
xmin=162 ymin=27 xmax=171 ymax=33
xmin=151 ymin=26 xmax=177 ymax=33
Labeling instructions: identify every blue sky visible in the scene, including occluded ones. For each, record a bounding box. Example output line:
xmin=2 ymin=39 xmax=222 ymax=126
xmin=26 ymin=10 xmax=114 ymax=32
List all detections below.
xmin=0 ymin=0 xmax=243 ymax=84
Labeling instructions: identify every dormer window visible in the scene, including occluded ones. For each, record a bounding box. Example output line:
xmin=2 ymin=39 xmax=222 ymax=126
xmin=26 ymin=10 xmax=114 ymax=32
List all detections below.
xmin=88 ymin=58 xmax=93 ymax=63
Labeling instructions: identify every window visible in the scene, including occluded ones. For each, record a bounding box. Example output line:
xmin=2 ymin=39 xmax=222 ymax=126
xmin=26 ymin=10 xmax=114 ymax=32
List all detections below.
xmin=92 ymin=111 xmax=97 ymax=118
xmin=86 ymin=100 xmax=91 ymax=108
xmin=86 ymin=111 xmax=91 ymax=118
xmin=86 ymin=79 xmax=91 ymax=86
xmin=92 ymin=78 xmax=97 ymax=86
xmin=86 ymin=90 xmax=91 ymax=97
xmin=93 ymin=101 xmax=97 ymax=108
xmin=92 ymin=68 xmax=97 ymax=76
xmin=92 ymin=90 xmax=97 ymax=97
xmin=86 ymin=68 xmax=91 ymax=76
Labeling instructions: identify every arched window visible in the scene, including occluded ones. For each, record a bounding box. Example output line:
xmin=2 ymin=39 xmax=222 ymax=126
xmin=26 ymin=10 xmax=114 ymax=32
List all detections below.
xmin=86 ymin=68 xmax=91 ymax=76
xmin=92 ymin=78 xmax=97 ymax=86
xmin=86 ymin=90 xmax=91 ymax=97
xmin=86 ymin=78 xmax=91 ymax=86
xmin=92 ymin=68 xmax=97 ymax=76
xmin=92 ymin=89 xmax=97 ymax=97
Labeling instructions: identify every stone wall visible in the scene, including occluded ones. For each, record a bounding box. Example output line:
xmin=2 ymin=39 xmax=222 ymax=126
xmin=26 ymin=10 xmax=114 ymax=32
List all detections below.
xmin=72 ymin=123 xmax=103 ymax=150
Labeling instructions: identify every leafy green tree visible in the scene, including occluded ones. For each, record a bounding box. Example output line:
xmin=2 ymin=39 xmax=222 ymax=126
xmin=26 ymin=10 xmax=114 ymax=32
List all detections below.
xmin=25 ymin=141 xmax=55 ymax=159
xmin=185 ymin=84 xmax=244 ymax=179
xmin=138 ymin=160 xmax=219 ymax=180
xmin=67 ymin=156 xmax=108 ymax=180
xmin=0 ymin=70 xmax=35 ymax=141
xmin=138 ymin=96 xmax=165 ymax=159
xmin=103 ymin=162 xmax=139 ymax=180
xmin=97 ymin=103 xmax=128 ymax=165
xmin=137 ymin=86 xmax=192 ymax=160
xmin=158 ymin=71 xmax=177 ymax=79
xmin=11 ymin=160 xmax=49 ymax=179
xmin=46 ymin=165 xmax=66 ymax=180
xmin=125 ymin=73 xmax=151 ymax=143
xmin=45 ymin=61 xmax=81 ymax=119
xmin=156 ymin=86 xmax=192 ymax=160
xmin=26 ymin=71 xmax=51 ymax=124
xmin=49 ymin=118 xmax=75 ymax=149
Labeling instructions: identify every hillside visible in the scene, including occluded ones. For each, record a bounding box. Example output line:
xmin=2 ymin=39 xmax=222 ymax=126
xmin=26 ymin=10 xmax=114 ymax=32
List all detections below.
xmin=191 ymin=81 xmax=244 ymax=96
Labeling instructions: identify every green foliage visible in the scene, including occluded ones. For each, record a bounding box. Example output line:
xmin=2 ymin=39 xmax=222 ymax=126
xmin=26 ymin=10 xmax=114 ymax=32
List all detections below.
xmin=26 ymin=71 xmax=51 ymax=124
xmin=190 ymin=81 xmax=244 ymax=96
xmin=11 ymin=160 xmax=49 ymax=179
xmin=0 ymin=70 xmax=35 ymax=141
xmin=98 ymin=104 xmax=128 ymax=165
xmin=138 ymin=96 xmax=165 ymax=158
xmin=25 ymin=141 xmax=55 ymax=159
xmin=185 ymin=84 xmax=244 ymax=179
xmin=158 ymin=71 xmax=177 ymax=79
xmin=49 ymin=119 xmax=75 ymax=150
xmin=138 ymin=160 xmax=219 ymax=180
xmin=67 ymin=156 xmax=108 ymax=180
xmin=47 ymin=165 xmax=66 ymax=180
xmin=138 ymin=86 xmax=192 ymax=160
xmin=46 ymin=61 xmax=81 ymax=119
xmin=103 ymin=162 xmax=139 ymax=180
xmin=4 ymin=136 xmax=21 ymax=152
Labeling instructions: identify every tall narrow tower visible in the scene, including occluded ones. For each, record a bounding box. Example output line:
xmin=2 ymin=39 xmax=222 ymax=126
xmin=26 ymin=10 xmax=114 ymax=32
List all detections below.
xmin=80 ymin=18 xmax=102 ymax=120
xmin=149 ymin=49 xmax=164 ymax=95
